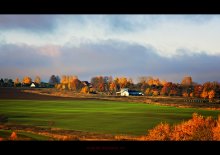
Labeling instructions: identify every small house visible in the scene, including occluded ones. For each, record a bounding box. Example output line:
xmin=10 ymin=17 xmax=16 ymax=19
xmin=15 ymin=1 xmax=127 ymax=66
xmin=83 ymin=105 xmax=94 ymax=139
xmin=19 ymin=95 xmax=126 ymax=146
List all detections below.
xmin=30 ymin=82 xmax=36 ymax=88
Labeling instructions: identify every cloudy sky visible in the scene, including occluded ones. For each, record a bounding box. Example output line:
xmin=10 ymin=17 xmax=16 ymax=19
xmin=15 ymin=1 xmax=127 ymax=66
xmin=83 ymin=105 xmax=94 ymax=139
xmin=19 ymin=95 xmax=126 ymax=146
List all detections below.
xmin=0 ymin=15 xmax=220 ymax=83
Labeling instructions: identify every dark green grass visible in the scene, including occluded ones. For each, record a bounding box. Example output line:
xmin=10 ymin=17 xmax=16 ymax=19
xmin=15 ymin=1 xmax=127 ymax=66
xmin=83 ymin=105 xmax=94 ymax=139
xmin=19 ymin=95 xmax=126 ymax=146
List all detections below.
xmin=0 ymin=100 xmax=219 ymax=136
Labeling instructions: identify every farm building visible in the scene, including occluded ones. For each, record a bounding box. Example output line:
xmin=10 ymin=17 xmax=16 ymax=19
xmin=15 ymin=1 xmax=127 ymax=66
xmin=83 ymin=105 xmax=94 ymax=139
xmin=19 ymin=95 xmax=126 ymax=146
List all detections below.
xmin=30 ymin=82 xmax=36 ymax=88
xmin=117 ymin=88 xmax=144 ymax=96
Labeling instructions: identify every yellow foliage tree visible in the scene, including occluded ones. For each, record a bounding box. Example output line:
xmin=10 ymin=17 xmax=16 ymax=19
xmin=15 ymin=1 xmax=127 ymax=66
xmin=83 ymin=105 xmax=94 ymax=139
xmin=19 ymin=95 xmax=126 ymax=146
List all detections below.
xmin=55 ymin=84 xmax=62 ymax=89
xmin=81 ymin=86 xmax=89 ymax=94
xmin=61 ymin=75 xmax=68 ymax=84
xmin=160 ymin=80 xmax=167 ymax=86
xmin=145 ymin=88 xmax=151 ymax=96
xmin=118 ymin=77 xmax=128 ymax=89
xmin=152 ymin=90 xmax=159 ymax=96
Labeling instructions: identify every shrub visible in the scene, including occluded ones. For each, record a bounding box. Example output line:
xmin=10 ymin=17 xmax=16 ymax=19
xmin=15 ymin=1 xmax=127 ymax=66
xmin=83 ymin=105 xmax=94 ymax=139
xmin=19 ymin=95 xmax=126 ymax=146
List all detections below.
xmin=145 ymin=113 xmax=217 ymax=141
xmin=213 ymin=116 xmax=220 ymax=140
xmin=10 ymin=132 xmax=17 ymax=140
xmin=170 ymin=113 xmax=215 ymax=141
xmin=145 ymin=122 xmax=171 ymax=141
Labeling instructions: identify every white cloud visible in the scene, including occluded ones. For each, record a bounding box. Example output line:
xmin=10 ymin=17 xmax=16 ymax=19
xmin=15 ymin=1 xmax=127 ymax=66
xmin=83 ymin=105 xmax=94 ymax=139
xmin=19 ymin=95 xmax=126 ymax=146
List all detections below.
xmin=1 ymin=15 xmax=220 ymax=58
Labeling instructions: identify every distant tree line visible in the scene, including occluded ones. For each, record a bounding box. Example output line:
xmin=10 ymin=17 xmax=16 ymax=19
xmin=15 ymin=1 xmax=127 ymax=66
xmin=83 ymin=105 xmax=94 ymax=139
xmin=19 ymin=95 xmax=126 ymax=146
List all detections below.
xmin=1 ymin=75 xmax=220 ymax=101
xmin=0 ymin=75 xmax=60 ymax=88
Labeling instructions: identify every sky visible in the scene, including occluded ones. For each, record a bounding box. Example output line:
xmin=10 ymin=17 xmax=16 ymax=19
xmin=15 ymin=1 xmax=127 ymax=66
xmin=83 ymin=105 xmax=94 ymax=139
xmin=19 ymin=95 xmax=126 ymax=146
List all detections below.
xmin=0 ymin=15 xmax=220 ymax=84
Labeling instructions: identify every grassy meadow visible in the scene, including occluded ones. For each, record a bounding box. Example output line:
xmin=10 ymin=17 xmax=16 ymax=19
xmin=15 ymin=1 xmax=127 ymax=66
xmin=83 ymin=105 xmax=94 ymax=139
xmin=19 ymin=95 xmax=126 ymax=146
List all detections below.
xmin=1 ymin=99 xmax=220 ymax=136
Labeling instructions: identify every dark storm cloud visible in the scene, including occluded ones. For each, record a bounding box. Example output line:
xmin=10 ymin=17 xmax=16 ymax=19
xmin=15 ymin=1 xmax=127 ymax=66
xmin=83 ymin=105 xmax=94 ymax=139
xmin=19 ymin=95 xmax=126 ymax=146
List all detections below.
xmin=59 ymin=40 xmax=220 ymax=83
xmin=0 ymin=40 xmax=220 ymax=83
xmin=0 ymin=15 xmax=57 ymax=32
xmin=59 ymin=40 xmax=157 ymax=76
xmin=0 ymin=43 xmax=53 ymax=68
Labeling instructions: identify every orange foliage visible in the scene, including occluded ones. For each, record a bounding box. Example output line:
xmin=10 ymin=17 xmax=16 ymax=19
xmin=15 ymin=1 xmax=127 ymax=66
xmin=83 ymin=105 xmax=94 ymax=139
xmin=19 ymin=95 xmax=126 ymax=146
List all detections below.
xmin=190 ymin=92 xmax=194 ymax=97
xmin=118 ymin=77 xmax=128 ymax=88
xmin=34 ymin=76 xmax=41 ymax=84
xmin=14 ymin=77 xmax=20 ymax=85
xmin=99 ymin=83 xmax=105 ymax=92
xmin=22 ymin=76 xmax=32 ymax=85
xmin=170 ymin=113 xmax=215 ymax=141
xmin=81 ymin=86 xmax=89 ymax=94
xmin=147 ymin=78 xmax=160 ymax=86
xmin=109 ymin=82 xmax=116 ymax=92
xmin=145 ymin=88 xmax=151 ymax=96
xmin=55 ymin=84 xmax=62 ymax=89
xmin=181 ymin=76 xmax=192 ymax=86
xmin=10 ymin=131 xmax=17 ymax=140
xmin=160 ymin=80 xmax=167 ymax=86
xmin=201 ymin=91 xmax=209 ymax=99
xmin=182 ymin=92 xmax=189 ymax=97
xmin=169 ymin=89 xmax=177 ymax=96
xmin=145 ymin=123 xmax=171 ymax=141
xmin=61 ymin=75 xmax=68 ymax=84
xmin=213 ymin=116 xmax=220 ymax=140
xmin=152 ymin=90 xmax=159 ymax=96
xmin=208 ymin=90 xmax=215 ymax=101
xmin=146 ymin=113 xmax=217 ymax=141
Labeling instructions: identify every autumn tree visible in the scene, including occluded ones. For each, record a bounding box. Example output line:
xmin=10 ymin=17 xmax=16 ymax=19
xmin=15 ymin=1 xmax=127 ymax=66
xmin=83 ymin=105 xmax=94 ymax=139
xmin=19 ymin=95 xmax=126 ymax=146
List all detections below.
xmin=152 ymin=90 xmax=159 ymax=96
xmin=138 ymin=76 xmax=148 ymax=84
xmin=70 ymin=78 xmax=82 ymax=91
xmin=109 ymin=82 xmax=116 ymax=94
xmin=90 ymin=76 xmax=112 ymax=92
xmin=34 ymin=76 xmax=41 ymax=85
xmin=182 ymin=91 xmax=189 ymax=97
xmin=61 ymin=75 xmax=69 ymax=85
xmin=91 ymin=76 xmax=105 ymax=92
xmin=201 ymin=81 xmax=220 ymax=99
xmin=208 ymin=90 xmax=215 ymax=102
xmin=169 ymin=89 xmax=178 ymax=96
xmin=118 ymin=77 xmax=128 ymax=89
xmin=14 ymin=77 xmax=20 ymax=87
xmin=81 ymin=86 xmax=89 ymax=94
xmin=160 ymin=80 xmax=167 ymax=86
xmin=201 ymin=90 xmax=209 ymax=99
xmin=22 ymin=76 xmax=32 ymax=86
xmin=181 ymin=76 xmax=192 ymax=86
xmin=193 ymin=85 xmax=203 ymax=98
xmin=145 ymin=88 xmax=151 ymax=96
xmin=160 ymin=82 xmax=172 ymax=96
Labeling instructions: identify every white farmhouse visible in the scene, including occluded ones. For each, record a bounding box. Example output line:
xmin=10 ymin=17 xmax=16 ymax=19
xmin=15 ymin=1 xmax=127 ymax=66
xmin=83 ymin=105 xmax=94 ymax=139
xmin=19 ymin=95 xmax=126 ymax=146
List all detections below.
xmin=116 ymin=88 xmax=144 ymax=96
xmin=116 ymin=88 xmax=129 ymax=96
xmin=30 ymin=82 xmax=36 ymax=88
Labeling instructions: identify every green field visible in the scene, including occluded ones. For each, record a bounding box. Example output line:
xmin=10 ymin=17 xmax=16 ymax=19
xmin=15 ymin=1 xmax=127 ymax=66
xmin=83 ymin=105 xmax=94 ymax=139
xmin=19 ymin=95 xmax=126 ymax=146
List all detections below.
xmin=0 ymin=99 xmax=220 ymax=136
